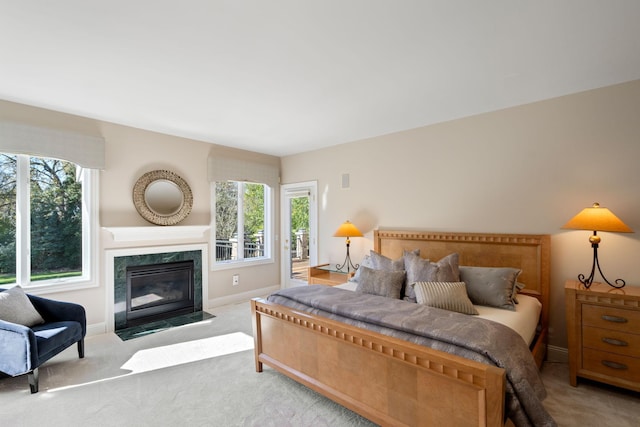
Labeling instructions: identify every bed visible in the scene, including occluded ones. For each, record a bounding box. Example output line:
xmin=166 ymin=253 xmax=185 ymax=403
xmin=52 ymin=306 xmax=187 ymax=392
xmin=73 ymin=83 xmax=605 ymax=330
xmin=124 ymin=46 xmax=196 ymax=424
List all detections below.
xmin=251 ymin=230 xmax=553 ymax=426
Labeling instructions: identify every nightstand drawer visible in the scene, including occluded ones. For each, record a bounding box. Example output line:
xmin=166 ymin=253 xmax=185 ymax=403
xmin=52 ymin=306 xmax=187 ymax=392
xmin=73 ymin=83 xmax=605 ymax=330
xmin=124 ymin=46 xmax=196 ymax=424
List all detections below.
xmin=583 ymin=304 xmax=640 ymax=334
xmin=582 ymin=326 xmax=640 ymax=358
xmin=583 ymin=348 xmax=640 ymax=383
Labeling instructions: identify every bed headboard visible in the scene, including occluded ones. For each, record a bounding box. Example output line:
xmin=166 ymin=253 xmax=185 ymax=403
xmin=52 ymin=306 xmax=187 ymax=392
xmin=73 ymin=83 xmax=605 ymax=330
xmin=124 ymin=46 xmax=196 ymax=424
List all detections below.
xmin=373 ymin=229 xmax=551 ymax=328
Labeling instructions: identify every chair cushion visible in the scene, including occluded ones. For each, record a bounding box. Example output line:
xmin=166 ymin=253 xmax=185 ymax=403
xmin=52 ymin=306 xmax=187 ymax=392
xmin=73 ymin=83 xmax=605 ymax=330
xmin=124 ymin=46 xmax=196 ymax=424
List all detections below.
xmin=0 ymin=286 xmax=45 ymax=327
xmin=32 ymin=321 xmax=83 ymax=364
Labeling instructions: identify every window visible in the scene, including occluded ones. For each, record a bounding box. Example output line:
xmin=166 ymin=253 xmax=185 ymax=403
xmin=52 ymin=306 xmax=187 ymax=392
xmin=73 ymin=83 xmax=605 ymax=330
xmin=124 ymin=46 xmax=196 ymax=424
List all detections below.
xmin=214 ymin=181 xmax=272 ymax=267
xmin=0 ymin=153 xmax=97 ymax=289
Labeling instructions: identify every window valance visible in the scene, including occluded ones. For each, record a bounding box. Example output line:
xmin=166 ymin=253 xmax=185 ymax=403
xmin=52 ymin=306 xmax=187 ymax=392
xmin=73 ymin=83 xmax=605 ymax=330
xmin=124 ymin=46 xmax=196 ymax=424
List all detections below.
xmin=207 ymin=147 xmax=280 ymax=188
xmin=0 ymin=121 xmax=105 ymax=169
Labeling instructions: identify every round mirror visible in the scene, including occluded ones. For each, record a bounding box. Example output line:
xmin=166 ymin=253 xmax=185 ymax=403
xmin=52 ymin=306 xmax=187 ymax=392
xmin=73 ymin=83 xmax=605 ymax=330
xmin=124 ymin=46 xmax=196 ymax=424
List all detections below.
xmin=132 ymin=170 xmax=193 ymax=225
xmin=144 ymin=180 xmax=183 ymax=216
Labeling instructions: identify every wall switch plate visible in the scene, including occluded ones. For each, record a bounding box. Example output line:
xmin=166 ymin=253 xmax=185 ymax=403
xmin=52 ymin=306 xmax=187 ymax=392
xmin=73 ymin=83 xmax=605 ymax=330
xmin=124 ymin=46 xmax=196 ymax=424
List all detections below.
xmin=232 ymin=274 xmax=239 ymax=286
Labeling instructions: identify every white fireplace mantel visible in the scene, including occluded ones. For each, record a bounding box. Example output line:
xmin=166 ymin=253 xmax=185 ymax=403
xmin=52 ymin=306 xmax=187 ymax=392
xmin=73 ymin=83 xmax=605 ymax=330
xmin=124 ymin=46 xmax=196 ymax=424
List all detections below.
xmin=103 ymin=225 xmax=209 ymax=242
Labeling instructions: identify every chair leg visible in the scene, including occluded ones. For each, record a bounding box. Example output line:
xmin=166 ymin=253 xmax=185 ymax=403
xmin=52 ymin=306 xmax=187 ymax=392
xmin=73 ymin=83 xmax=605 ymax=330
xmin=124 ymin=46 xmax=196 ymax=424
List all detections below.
xmin=78 ymin=339 xmax=85 ymax=359
xmin=28 ymin=368 xmax=39 ymax=394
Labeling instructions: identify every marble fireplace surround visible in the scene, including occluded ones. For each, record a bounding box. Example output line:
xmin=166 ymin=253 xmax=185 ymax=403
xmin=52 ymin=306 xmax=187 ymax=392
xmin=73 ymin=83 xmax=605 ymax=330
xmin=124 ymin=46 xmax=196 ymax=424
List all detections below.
xmin=105 ymin=243 xmax=209 ymax=333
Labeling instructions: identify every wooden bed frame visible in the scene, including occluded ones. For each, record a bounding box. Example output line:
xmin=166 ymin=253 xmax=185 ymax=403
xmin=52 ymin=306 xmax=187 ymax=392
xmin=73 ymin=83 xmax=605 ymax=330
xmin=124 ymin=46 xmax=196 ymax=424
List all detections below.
xmin=251 ymin=230 xmax=550 ymax=427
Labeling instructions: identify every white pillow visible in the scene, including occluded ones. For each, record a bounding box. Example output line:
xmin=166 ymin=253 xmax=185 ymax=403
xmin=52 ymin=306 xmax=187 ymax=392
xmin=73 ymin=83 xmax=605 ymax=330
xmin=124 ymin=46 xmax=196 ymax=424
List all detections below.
xmin=0 ymin=286 xmax=45 ymax=327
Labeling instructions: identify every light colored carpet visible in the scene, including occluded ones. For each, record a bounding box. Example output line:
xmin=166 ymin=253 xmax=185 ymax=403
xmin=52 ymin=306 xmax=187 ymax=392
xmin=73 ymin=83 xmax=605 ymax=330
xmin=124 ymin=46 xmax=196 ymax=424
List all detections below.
xmin=1 ymin=301 xmax=638 ymax=426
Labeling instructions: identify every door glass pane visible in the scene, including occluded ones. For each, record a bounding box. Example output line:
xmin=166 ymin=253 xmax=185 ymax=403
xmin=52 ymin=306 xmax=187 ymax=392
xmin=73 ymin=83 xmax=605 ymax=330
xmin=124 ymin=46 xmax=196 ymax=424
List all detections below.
xmin=0 ymin=154 xmax=16 ymax=284
xmin=289 ymin=196 xmax=309 ymax=281
xmin=30 ymin=157 xmax=82 ymax=281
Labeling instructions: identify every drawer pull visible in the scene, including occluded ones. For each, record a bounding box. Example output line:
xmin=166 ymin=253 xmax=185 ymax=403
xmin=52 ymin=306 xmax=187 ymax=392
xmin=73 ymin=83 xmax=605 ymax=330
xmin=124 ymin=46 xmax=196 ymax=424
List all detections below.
xmin=601 ymin=360 xmax=628 ymax=370
xmin=601 ymin=315 xmax=628 ymax=323
xmin=601 ymin=337 xmax=628 ymax=347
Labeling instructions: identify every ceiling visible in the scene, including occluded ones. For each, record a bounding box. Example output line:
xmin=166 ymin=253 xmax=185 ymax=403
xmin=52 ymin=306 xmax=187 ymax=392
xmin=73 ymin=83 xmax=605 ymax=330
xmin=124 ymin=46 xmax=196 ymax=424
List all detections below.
xmin=1 ymin=1 xmax=639 ymax=157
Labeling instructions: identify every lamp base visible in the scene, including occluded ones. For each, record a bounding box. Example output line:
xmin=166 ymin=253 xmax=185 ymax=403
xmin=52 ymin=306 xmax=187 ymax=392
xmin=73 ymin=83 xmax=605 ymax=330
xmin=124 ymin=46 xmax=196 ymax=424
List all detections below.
xmin=336 ymin=241 xmax=359 ymax=274
xmin=579 ymin=242 xmax=625 ymax=289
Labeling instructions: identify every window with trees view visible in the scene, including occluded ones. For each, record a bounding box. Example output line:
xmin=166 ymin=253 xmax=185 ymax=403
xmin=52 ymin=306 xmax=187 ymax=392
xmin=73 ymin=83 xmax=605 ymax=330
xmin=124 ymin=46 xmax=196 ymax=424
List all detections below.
xmin=215 ymin=181 xmax=271 ymax=264
xmin=0 ymin=153 xmax=94 ymax=287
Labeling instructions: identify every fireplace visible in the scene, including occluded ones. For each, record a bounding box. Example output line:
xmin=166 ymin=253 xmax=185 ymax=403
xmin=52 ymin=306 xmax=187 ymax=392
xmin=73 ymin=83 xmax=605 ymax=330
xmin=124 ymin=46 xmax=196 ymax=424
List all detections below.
xmin=111 ymin=247 xmax=205 ymax=333
xmin=125 ymin=260 xmax=195 ymax=328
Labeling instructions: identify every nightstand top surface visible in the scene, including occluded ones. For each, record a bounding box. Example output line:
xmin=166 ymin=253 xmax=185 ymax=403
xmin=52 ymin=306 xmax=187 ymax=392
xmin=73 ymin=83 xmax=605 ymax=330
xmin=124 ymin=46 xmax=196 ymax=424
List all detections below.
xmin=565 ymin=280 xmax=640 ymax=298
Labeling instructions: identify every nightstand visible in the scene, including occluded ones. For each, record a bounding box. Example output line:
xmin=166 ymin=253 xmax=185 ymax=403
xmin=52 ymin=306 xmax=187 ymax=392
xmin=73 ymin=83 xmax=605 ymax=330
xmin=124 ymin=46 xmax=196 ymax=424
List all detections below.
xmin=308 ymin=264 xmax=354 ymax=286
xmin=565 ymin=280 xmax=640 ymax=392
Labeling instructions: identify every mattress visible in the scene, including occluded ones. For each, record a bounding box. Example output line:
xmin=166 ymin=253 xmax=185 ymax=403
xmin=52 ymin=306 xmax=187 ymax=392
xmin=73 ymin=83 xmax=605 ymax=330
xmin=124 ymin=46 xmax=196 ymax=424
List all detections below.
xmin=334 ymin=281 xmax=541 ymax=345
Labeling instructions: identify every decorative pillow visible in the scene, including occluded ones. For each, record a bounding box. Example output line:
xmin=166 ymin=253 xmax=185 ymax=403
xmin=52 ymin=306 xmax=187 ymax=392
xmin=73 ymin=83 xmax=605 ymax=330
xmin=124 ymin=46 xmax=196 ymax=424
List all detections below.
xmin=348 ymin=254 xmax=371 ymax=282
xmin=349 ymin=249 xmax=415 ymax=283
xmin=513 ymin=282 xmax=526 ymax=304
xmin=355 ymin=265 xmax=406 ymax=299
xmin=403 ymin=252 xmax=460 ymax=302
xmin=403 ymin=253 xmax=436 ymax=302
xmin=459 ymin=266 xmax=521 ymax=311
xmin=0 ymin=286 xmax=45 ymax=327
xmin=434 ymin=253 xmax=460 ymax=282
xmin=412 ymin=282 xmax=478 ymax=315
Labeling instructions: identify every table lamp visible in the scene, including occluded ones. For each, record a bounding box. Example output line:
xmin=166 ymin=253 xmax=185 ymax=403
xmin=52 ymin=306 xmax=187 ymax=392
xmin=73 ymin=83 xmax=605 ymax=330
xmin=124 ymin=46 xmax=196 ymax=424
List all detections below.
xmin=562 ymin=202 xmax=633 ymax=288
xmin=333 ymin=220 xmax=363 ymax=273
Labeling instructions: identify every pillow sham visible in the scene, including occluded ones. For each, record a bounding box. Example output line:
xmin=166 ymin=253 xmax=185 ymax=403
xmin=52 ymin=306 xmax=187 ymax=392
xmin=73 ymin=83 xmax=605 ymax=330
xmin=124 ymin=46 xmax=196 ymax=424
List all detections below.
xmin=0 ymin=285 xmax=45 ymax=327
xmin=349 ymin=249 xmax=417 ymax=283
xmin=459 ymin=266 xmax=521 ymax=311
xmin=513 ymin=282 xmax=526 ymax=304
xmin=403 ymin=252 xmax=460 ymax=302
xmin=412 ymin=281 xmax=478 ymax=315
xmin=348 ymin=254 xmax=371 ymax=283
xmin=355 ymin=265 xmax=406 ymax=299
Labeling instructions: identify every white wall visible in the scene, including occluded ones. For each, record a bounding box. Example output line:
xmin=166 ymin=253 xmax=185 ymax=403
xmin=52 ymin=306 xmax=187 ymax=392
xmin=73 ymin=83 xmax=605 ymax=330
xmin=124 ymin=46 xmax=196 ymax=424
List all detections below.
xmin=280 ymin=80 xmax=640 ymax=351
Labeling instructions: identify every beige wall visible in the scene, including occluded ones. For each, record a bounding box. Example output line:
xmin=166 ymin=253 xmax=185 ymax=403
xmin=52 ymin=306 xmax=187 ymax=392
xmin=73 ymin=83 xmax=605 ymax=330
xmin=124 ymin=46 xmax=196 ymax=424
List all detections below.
xmin=281 ymin=80 xmax=640 ymax=352
xmin=3 ymin=80 xmax=639 ymax=351
xmin=0 ymin=100 xmax=280 ymax=329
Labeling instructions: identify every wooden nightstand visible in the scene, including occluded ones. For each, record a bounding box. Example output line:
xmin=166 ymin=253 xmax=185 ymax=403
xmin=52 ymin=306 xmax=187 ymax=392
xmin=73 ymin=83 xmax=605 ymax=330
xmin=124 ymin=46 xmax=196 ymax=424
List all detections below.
xmin=308 ymin=264 xmax=354 ymax=286
xmin=565 ymin=280 xmax=640 ymax=392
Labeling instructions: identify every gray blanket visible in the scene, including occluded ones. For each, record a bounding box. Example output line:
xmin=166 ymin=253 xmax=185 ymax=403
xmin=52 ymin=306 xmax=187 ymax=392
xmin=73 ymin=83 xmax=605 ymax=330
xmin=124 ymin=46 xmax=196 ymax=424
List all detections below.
xmin=267 ymin=285 xmax=556 ymax=427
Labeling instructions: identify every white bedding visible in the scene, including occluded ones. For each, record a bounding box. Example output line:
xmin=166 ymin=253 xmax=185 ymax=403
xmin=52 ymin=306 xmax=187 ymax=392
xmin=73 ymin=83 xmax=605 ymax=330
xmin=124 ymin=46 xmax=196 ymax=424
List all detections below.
xmin=333 ymin=281 xmax=541 ymax=345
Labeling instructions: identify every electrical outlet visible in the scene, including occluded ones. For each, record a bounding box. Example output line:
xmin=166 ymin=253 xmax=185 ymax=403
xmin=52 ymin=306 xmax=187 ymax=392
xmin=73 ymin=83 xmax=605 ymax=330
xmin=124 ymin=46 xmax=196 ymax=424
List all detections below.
xmin=232 ymin=274 xmax=239 ymax=286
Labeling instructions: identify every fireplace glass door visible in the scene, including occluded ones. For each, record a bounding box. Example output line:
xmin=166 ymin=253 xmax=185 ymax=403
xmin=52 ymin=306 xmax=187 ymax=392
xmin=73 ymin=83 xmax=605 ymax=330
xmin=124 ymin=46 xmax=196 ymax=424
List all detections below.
xmin=126 ymin=260 xmax=195 ymax=327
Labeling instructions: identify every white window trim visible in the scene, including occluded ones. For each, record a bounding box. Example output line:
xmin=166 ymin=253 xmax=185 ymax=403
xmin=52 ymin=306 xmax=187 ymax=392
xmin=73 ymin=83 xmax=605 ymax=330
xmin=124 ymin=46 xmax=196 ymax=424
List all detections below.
xmin=10 ymin=155 xmax=99 ymax=294
xmin=210 ymin=182 xmax=274 ymax=271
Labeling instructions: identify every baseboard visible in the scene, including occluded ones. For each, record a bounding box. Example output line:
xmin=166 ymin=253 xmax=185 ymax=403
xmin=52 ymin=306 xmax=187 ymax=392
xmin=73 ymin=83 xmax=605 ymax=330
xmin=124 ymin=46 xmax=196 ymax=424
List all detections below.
xmin=207 ymin=284 xmax=280 ymax=308
xmin=86 ymin=322 xmax=106 ymax=337
xmin=546 ymin=345 xmax=569 ymax=363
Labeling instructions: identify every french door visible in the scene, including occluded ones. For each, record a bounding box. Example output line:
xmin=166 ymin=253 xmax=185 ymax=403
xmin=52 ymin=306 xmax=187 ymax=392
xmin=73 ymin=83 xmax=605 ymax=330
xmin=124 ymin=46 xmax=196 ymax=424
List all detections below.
xmin=281 ymin=181 xmax=317 ymax=288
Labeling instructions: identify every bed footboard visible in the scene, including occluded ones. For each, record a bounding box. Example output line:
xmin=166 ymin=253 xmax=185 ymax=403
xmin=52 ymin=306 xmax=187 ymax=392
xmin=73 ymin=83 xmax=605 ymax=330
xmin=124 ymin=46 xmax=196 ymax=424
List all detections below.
xmin=252 ymin=298 xmax=506 ymax=427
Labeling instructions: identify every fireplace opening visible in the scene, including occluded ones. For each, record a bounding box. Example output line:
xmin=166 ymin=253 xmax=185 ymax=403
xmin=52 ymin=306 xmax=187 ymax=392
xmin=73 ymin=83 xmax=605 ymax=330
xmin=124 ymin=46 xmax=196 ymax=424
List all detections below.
xmin=125 ymin=260 xmax=195 ymax=328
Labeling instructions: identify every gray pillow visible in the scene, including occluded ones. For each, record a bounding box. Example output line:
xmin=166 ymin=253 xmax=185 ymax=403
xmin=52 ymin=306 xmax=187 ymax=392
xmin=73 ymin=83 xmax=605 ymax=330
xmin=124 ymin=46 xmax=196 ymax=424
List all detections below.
xmin=349 ymin=250 xmax=413 ymax=283
xmin=403 ymin=252 xmax=436 ymax=302
xmin=434 ymin=253 xmax=460 ymax=282
xmin=368 ymin=250 xmax=406 ymax=271
xmin=0 ymin=286 xmax=45 ymax=327
xmin=403 ymin=252 xmax=460 ymax=302
xmin=412 ymin=281 xmax=479 ymax=315
xmin=459 ymin=266 xmax=521 ymax=311
xmin=348 ymin=254 xmax=371 ymax=283
xmin=355 ymin=265 xmax=406 ymax=299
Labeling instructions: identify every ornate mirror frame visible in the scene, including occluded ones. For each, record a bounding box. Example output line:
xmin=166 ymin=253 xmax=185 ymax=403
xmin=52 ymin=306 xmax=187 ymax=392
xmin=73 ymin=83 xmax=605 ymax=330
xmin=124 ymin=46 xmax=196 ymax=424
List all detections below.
xmin=132 ymin=170 xmax=193 ymax=226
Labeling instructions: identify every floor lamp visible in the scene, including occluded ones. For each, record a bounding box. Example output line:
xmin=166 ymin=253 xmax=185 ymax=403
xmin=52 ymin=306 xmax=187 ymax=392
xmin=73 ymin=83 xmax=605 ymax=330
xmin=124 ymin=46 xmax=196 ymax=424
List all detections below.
xmin=334 ymin=220 xmax=363 ymax=274
xmin=562 ymin=202 xmax=633 ymax=288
